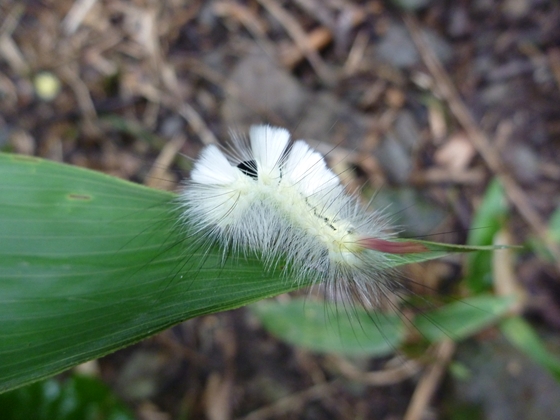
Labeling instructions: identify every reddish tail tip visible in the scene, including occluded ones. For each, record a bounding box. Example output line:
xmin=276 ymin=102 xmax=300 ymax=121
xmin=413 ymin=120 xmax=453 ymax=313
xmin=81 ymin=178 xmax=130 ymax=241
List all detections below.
xmin=358 ymin=238 xmax=429 ymax=254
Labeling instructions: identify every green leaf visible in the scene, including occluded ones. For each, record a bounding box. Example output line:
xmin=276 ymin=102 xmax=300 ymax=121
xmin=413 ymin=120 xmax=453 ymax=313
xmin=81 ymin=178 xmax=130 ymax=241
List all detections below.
xmin=465 ymin=178 xmax=509 ymax=292
xmin=528 ymin=205 xmax=560 ymax=262
xmin=253 ymin=295 xmax=515 ymax=357
xmin=0 ymin=153 xmax=307 ymax=392
xmin=412 ymin=295 xmax=514 ymax=342
xmin=548 ymin=206 xmax=560 ymax=243
xmin=501 ymin=316 xmax=560 ymax=382
xmin=0 ymin=374 xmax=134 ymax=420
xmin=467 ymin=179 xmax=508 ymax=247
xmin=0 ymin=153 xmax=508 ymax=392
xmin=251 ymin=298 xmax=406 ymax=357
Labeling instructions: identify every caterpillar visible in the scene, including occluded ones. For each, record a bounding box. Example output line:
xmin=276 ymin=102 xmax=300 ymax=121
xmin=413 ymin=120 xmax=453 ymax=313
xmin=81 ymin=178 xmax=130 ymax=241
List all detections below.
xmin=179 ymin=124 xmax=428 ymax=307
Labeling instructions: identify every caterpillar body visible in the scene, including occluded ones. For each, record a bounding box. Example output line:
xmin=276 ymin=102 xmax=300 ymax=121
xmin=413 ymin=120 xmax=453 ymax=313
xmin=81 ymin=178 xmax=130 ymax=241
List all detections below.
xmin=179 ymin=125 xmax=428 ymax=306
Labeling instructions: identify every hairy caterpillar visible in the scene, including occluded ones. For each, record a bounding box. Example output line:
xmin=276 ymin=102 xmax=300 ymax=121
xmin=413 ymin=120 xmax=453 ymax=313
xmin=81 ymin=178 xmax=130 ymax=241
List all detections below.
xmin=179 ymin=124 xmax=430 ymax=307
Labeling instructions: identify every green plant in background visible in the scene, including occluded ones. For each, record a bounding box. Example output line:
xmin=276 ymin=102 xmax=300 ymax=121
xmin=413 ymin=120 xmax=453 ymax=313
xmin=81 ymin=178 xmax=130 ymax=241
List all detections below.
xmin=251 ymin=178 xmax=515 ymax=359
xmin=464 ymin=179 xmax=510 ymax=294
xmin=252 ymin=178 xmax=560 ymax=384
xmin=466 ymin=179 xmax=560 ymax=382
xmin=0 ymin=154 xmax=520 ymax=395
xmin=0 ymin=374 xmax=134 ymax=420
xmin=252 ymin=295 xmax=513 ymax=357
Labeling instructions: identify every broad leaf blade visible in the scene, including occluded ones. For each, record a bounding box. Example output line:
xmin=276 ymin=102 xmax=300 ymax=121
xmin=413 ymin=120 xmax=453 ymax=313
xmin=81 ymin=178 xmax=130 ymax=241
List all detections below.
xmin=0 ymin=154 xmax=306 ymax=392
xmin=501 ymin=316 xmax=560 ymax=382
xmin=465 ymin=178 xmax=509 ymax=292
xmin=549 ymin=206 xmax=560 ymax=243
xmin=252 ymin=298 xmax=406 ymax=357
xmin=0 ymin=153 xmax=507 ymax=392
xmin=412 ymin=295 xmax=514 ymax=342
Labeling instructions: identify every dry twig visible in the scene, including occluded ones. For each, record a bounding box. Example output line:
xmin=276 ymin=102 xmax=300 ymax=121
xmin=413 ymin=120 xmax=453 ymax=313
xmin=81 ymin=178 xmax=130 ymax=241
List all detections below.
xmin=145 ymin=134 xmax=186 ymax=190
xmin=404 ymin=340 xmax=456 ymax=420
xmin=328 ymin=354 xmax=422 ymax=386
xmin=61 ymin=0 xmax=99 ymax=35
xmin=240 ymin=380 xmax=339 ymax=420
